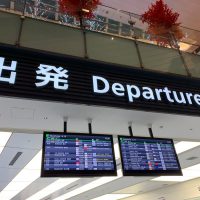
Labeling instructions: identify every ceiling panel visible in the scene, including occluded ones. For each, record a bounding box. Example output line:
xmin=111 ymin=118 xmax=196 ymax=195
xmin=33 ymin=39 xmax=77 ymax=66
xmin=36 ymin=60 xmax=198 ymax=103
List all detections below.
xmin=0 ymin=133 xmax=41 ymax=194
xmin=123 ymin=177 xmax=200 ymax=200
xmin=113 ymin=180 xmax=175 ymax=195
xmin=177 ymin=146 xmax=200 ymax=167
xmin=0 ymin=147 xmax=39 ymax=169
xmin=0 ymin=97 xmax=200 ymax=141
xmin=68 ymin=176 xmax=150 ymax=200
xmin=6 ymin=133 xmax=42 ymax=150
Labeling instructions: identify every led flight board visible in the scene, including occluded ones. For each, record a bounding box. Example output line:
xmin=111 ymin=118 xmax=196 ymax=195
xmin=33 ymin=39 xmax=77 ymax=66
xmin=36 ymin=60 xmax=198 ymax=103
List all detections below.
xmin=41 ymin=132 xmax=117 ymax=177
xmin=118 ymin=136 xmax=182 ymax=176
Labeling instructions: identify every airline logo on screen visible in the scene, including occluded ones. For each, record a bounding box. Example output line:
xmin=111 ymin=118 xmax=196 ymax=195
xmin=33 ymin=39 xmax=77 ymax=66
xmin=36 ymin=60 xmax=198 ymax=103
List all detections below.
xmin=92 ymin=76 xmax=200 ymax=107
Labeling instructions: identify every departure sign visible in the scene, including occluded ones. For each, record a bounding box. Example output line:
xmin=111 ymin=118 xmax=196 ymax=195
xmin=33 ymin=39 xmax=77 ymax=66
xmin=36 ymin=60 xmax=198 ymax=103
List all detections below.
xmin=41 ymin=132 xmax=117 ymax=177
xmin=118 ymin=136 xmax=182 ymax=176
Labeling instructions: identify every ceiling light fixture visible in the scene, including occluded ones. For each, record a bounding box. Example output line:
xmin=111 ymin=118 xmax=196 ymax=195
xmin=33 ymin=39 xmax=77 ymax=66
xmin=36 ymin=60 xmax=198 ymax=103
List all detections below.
xmin=53 ymin=169 xmax=123 ymax=200
xmin=114 ymin=143 xmax=120 ymax=159
xmin=91 ymin=193 xmax=135 ymax=200
xmin=0 ymin=131 xmax=12 ymax=154
xmin=82 ymin=8 xmax=90 ymax=13
xmin=0 ymin=147 xmax=4 ymax=154
xmin=152 ymin=163 xmax=200 ymax=182
xmin=175 ymin=141 xmax=200 ymax=154
xmin=26 ymin=178 xmax=79 ymax=200
xmin=0 ymin=150 xmax=42 ymax=200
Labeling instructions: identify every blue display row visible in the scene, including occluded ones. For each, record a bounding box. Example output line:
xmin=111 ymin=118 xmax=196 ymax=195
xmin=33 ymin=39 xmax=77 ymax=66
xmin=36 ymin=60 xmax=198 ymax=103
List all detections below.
xmin=41 ymin=132 xmax=182 ymax=177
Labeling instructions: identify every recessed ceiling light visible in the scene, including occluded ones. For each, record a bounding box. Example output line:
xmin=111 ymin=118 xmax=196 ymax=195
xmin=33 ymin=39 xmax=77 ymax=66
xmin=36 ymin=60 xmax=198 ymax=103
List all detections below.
xmin=152 ymin=163 xmax=200 ymax=182
xmin=0 ymin=131 xmax=12 ymax=146
xmin=158 ymin=197 xmax=165 ymax=200
xmin=53 ymin=170 xmax=123 ymax=200
xmin=0 ymin=147 xmax=4 ymax=154
xmin=82 ymin=8 xmax=90 ymax=13
xmin=186 ymin=156 xmax=198 ymax=161
xmin=0 ymin=150 xmax=42 ymax=200
xmin=0 ymin=131 xmax=12 ymax=154
xmin=91 ymin=193 xmax=135 ymax=200
xmin=175 ymin=141 xmax=200 ymax=154
xmin=26 ymin=178 xmax=79 ymax=200
xmin=114 ymin=143 xmax=120 ymax=159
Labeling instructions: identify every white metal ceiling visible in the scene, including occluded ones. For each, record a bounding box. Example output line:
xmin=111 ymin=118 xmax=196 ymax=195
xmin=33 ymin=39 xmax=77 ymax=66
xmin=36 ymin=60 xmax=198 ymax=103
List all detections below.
xmin=0 ymin=96 xmax=200 ymax=200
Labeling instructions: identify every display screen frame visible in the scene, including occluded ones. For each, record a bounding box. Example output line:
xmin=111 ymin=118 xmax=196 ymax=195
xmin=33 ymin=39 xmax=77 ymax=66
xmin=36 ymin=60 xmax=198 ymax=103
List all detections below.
xmin=41 ymin=132 xmax=117 ymax=177
xmin=118 ymin=135 xmax=182 ymax=176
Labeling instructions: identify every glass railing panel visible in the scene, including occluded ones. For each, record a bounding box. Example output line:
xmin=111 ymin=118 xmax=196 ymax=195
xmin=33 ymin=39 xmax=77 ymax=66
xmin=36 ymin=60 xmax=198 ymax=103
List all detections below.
xmin=180 ymin=26 xmax=200 ymax=49
xmin=0 ymin=12 xmax=21 ymax=45
xmin=23 ymin=0 xmax=57 ymax=20
xmin=133 ymin=27 xmax=143 ymax=39
xmin=14 ymin=0 xmax=25 ymax=13
xmin=59 ymin=14 xmax=75 ymax=25
xmin=1 ymin=0 xmax=200 ymax=56
xmin=20 ymin=17 xmax=85 ymax=57
xmin=83 ymin=16 xmax=107 ymax=32
xmin=93 ymin=15 xmax=107 ymax=32
xmin=2 ymin=6 xmax=200 ymax=78
xmin=137 ymin=41 xmax=188 ymax=75
xmin=0 ymin=0 xmax=10 ymax=9
xmin=121 ymin=23 xmax=131 ymax=37
xmin=86 ymin=31 xmax=141 ymax=68
xmin=183 ymin=52 xmax=200 ymax=78
xmin=108 ymin=19 xmax=119 ymax=35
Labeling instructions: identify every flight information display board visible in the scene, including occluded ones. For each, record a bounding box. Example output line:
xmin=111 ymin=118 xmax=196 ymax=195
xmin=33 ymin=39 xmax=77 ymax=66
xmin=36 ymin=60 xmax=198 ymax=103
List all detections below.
xmin=41 ymin=132 xmax=117 ymax=177
xmin=118 ymin=136 xmax=182 ymax=176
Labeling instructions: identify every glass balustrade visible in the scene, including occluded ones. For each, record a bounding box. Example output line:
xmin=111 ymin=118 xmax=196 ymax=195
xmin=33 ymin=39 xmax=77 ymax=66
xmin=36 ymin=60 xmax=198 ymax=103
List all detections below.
xmin=0 ymin=0 xmax=200 ymax=78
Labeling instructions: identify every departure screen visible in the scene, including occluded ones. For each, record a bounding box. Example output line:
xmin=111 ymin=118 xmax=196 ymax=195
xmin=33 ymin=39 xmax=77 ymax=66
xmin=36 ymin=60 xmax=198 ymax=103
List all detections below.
xmin=118 ymin=136 xmax=182 ymax=176
xmin=41 ymin=132 xmax=117 ymax=177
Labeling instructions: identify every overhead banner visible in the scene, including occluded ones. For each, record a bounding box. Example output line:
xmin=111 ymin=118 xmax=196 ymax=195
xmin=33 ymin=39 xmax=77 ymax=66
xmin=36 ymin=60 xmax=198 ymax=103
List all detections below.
xmin=0 ymin=44 xmax=200 ymax=116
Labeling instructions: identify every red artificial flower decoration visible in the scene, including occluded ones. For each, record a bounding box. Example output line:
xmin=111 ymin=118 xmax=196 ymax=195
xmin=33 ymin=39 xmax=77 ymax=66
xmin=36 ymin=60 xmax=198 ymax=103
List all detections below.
xmin=141 ymin=0 xmax=183 ymax=47
xmin=59 ymin=0 xmax=101 ymax=20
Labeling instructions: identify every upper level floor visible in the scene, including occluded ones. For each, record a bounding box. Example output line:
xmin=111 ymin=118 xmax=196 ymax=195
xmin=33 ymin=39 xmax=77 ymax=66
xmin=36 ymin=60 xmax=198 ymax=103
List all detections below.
xmin=1 ymin=0 xmax=200 ymax=79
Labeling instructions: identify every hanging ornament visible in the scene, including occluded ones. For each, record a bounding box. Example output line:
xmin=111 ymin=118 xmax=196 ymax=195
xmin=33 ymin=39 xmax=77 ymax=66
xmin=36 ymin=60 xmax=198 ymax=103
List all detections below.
xmin=59 ymin=0 xmax=101 ymax=20
xmin=141 ymin=0 xmax=183 ymax=47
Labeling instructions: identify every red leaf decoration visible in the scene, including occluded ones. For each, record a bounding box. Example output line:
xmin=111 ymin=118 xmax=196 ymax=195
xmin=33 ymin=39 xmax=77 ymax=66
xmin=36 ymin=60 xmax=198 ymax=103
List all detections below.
xmin=59 ymin=0 xmax=101 ymax=19
xmin=141 ymin=0 xmax=183 ymax=47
